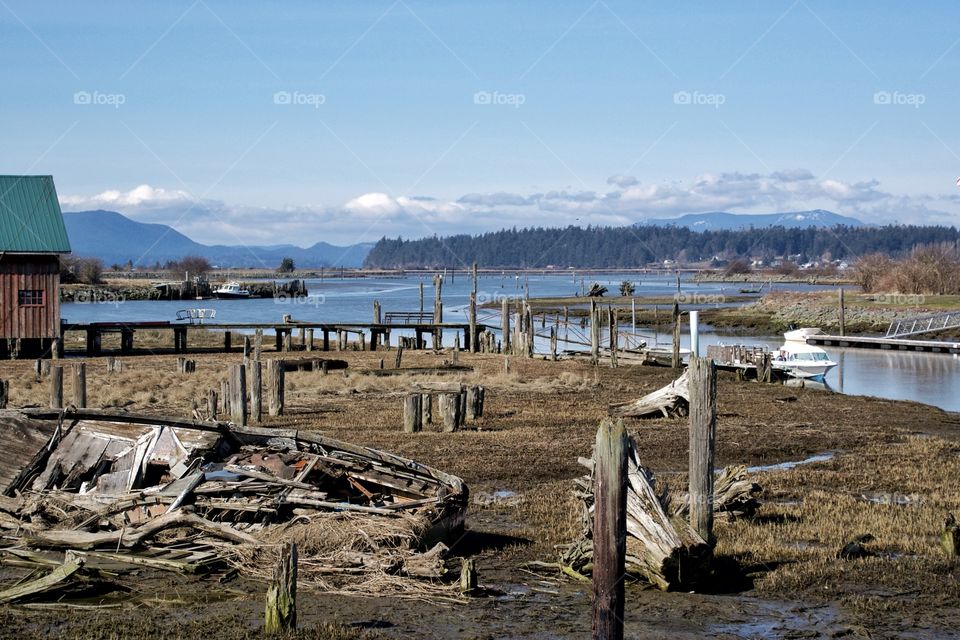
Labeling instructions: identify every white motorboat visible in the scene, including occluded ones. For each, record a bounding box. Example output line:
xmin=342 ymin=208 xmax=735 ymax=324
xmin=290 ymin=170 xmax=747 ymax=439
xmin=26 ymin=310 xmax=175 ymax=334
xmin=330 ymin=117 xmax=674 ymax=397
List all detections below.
xmin=213 ymin=281 xmax=251 ymax=299
xmin=775 ymin=328 xmax=837 ymax=380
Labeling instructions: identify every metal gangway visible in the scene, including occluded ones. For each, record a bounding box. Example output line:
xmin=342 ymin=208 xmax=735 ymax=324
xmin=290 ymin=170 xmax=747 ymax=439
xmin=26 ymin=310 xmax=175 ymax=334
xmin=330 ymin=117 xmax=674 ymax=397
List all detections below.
xmin=885 ymin=311 xmax=960 ymax=338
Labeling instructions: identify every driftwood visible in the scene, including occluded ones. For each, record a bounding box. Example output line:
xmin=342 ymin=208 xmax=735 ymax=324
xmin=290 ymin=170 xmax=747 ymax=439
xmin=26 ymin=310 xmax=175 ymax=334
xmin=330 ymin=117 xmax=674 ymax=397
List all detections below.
xmin=608 ymin=371 xmax=689 ymax=418
xmin=25 ymin=511 xmax=259 ymax=550
xmin=672 ymin=465 xmax=762 ymax=519
xmin=561 ymin=437 xmax=711 ymax=590
xmin=0 ymin=557 xmax=83 ymax=604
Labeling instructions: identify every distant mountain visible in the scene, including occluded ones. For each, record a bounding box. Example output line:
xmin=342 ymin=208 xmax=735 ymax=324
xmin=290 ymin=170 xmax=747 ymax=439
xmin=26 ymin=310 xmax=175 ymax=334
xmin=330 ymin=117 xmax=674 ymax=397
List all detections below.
xmin=640 ymin=209 xmax=864 ymax=231
xmin=62 ymin=210 xmax=373 ymax=268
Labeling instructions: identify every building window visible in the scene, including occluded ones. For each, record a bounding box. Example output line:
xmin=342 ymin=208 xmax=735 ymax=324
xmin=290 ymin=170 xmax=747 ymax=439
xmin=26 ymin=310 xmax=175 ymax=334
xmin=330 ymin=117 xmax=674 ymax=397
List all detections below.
xmin=18 ymin=290 xmax=44 ymax=307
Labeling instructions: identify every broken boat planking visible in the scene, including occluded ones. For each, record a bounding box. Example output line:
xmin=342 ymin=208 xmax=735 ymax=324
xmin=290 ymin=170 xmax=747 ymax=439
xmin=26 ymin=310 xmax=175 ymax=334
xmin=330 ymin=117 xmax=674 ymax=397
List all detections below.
xmin=0 ymin=408 xmax=468 ymax=602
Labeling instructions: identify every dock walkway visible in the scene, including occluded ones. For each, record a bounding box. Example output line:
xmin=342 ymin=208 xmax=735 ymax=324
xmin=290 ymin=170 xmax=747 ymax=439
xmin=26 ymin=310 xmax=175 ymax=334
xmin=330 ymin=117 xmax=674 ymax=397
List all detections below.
xmin=807 ymin=334 xmax=960 ymax=354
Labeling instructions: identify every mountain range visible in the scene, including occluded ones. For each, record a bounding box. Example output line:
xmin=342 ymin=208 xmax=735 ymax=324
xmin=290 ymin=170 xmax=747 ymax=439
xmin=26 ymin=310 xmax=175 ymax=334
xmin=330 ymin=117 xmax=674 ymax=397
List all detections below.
xmin=62 ymin=210 xmax=374 ymax=268
xmin=640 ymin=209 xmax=864 ymax=230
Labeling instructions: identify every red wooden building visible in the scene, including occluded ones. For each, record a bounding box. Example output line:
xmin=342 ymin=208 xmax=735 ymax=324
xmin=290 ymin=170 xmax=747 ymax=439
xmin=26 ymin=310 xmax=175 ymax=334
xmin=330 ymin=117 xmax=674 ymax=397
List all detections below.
xmin=0 ymin=176 xmax=71 ymax=358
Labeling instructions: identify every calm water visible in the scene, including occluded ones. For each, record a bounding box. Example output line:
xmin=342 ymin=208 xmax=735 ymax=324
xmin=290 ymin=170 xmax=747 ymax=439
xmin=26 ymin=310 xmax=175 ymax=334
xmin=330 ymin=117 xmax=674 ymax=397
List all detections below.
xmin=62 ymin=273 xmax=960 ymax=412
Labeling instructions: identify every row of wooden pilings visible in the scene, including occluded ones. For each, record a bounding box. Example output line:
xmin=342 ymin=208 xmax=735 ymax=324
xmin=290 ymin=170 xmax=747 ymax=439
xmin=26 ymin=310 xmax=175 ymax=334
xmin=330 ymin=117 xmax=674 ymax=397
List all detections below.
xmin=402 ymin=385 xmax=485 ymax=433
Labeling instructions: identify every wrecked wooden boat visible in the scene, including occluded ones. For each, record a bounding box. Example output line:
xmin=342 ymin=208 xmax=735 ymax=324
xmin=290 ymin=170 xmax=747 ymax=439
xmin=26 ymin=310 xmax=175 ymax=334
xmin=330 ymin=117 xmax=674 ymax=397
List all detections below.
xmin=0 ymin=408 xmax=468 ymax=600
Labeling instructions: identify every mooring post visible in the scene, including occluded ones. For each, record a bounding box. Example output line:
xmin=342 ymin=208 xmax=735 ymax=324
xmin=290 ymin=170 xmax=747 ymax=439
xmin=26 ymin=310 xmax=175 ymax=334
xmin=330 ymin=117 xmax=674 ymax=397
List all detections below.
xmin=50 ymin=365 xmax=63 ymax=409
xmin=838 ymin=287 xmax=846 ymax=337
xmin=250 ymin=360 xmax=262 ymax=423
xmin=590 ymin=300 xmax=599 ymax=365
xmin=672 ymin=302 xmax=681 ymax=369
xmin=268 ymin=359 xmax=285 ymax=416
xmin=501 ymin=298 xmax=511 ymax=354
xmin=688 ymin=356 xmax=717 ymax=544
xmin=72 ymin=363 xmax=87 ymax=408
xmin=230 ymin=363 xmax=247 ymax=426
xmin=592 ymin=418 xmax=629 ymax=640
xmin=264 ymin=541 xmax=298 ymax=634
xmin=403 ymin=394 xmax=423 ymax=433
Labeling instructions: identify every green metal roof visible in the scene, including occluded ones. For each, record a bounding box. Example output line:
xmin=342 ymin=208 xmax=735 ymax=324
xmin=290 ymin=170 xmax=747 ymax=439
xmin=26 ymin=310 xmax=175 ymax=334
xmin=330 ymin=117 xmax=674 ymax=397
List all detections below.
xmin=0 ymin=175 xmax=71 ymax=253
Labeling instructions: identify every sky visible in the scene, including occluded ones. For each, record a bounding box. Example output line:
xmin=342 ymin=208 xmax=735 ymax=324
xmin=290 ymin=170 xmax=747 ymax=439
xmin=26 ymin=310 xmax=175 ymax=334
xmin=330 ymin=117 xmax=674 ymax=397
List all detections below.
xmin=2 ymin=0 xmax=960 ymax=247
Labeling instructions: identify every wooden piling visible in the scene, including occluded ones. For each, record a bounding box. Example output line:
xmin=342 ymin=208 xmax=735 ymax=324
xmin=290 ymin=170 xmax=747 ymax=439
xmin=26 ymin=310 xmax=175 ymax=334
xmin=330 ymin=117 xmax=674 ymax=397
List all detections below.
xmin=438 ymin=393 xmax=460 ymax=432
xmin=250 ymin=360 xmax=262 ymax=423
xmin=688 ymin=357 xmax=717 ymax=544
xmin=254 ymin=329 xmax=263 ymax=360
xmin=268 ymin=359 xmax=285 ymax=416
xmin=395 ymin=344 xmax=403 ymax=369
xmin=243 ymin=336 xmax=251 ymax=364
xmin=221 ymin=379 xmax=231 ymax=415
xmin=305 ymin=328 xmax=313 ymax=352
xmin=838 ymin=287 xmax=846 ymax=337
xmin=421 ymin=393 xmax=432 ymax=425
xmin=403 ymin=394 xmax=423 ymax=433
xmin=50 ymin=366 xmax=63 ymax=409
xmin=609 ymin=307 xmax=618 ymax=369
xmin=672 ymin=302 xmax=681 ymax=369
xmin=105 ymin=356 xmax=122 ymax=374
xmin=469 ymin=292 xmax=478 ymax=353
xmin=501 ymin=298 xmax=511 ymax=354
xmin=230 ymin=364 xmax=247 ymax=426
xmin=592 ymin=418 xmax=629 ymax=640
xmin=550 ymin=326 xmax=558 ymax=361
xmin=0 ymin=379 xmax=8 ymax=409
xmin=590 ymin=300 xmax=599 ymax=365
xmin=453 ymin=334 xmax=460 ymax=365
xmin=460 ymin=558 xmax=478 ymax=594
xmin=72 ymin=363 xmax=87 ymax=408
xmin=264 ymin=541 xmax=298 ymax=634
xmin=208 ymin=389 xmax=218 ymax=420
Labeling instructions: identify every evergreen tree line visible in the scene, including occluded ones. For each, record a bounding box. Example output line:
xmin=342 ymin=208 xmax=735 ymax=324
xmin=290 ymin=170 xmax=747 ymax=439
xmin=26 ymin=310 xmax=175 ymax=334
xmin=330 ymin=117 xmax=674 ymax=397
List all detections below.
xmin=363 ymin=224 xmax=960 ymax=269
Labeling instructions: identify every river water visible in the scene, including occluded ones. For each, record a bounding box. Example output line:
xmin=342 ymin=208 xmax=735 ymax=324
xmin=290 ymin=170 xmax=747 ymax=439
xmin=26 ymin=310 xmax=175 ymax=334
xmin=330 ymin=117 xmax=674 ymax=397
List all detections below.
xmin=62 ymin=273 xmax=960 ymax=412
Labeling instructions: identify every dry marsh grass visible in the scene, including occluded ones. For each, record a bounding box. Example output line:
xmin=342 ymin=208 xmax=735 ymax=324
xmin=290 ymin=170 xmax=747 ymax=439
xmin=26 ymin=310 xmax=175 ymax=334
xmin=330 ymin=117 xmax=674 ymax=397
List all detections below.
xmin=1 ymin=348 xmax=959 ymax=635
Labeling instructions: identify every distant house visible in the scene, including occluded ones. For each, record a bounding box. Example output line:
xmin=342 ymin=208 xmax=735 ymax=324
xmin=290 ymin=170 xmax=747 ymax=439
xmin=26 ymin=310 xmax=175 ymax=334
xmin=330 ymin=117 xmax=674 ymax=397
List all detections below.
xmin=0 ymin=176 xmax=71 ymax=358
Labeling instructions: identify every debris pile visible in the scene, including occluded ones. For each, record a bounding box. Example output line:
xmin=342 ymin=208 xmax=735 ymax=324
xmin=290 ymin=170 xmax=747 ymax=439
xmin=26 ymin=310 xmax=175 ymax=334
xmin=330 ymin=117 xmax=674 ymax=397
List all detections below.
xmin=0 ymin=408 xmax=468 ymax=603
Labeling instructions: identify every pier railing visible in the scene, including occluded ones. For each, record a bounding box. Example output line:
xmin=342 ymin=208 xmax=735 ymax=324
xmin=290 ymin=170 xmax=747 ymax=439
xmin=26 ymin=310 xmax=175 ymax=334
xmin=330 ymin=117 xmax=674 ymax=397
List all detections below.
xmin=885 ymin=311 xmax=960 ymax=338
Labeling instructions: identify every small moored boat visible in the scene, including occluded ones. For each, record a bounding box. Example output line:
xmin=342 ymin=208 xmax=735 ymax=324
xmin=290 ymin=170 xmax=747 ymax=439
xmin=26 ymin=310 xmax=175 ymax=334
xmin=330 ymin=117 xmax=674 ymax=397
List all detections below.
xmin=213 ymin=281 xmax=250 ymax=299
xmin=776 ymin=328 xmax=837 ymax=380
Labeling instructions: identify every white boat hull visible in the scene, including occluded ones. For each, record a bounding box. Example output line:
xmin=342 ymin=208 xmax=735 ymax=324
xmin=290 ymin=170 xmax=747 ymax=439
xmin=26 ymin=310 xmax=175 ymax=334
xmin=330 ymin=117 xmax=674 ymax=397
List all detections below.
xmin=778 ymin=362 xmax=836 ymax=380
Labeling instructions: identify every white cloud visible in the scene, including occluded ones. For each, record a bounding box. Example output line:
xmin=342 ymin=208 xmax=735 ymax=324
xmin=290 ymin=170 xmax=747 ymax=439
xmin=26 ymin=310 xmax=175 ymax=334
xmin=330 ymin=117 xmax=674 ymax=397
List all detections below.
xmin=60 ymin=170 xmax=960 ymax=246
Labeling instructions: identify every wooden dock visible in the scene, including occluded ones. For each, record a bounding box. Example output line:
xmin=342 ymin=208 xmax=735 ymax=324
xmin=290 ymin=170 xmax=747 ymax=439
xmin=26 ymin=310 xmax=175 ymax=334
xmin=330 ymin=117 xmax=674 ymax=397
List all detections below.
xmin=59 ymin=320 xmax=488 ymax=357
xmin=807 ymin=334 xmax=960 ymax=354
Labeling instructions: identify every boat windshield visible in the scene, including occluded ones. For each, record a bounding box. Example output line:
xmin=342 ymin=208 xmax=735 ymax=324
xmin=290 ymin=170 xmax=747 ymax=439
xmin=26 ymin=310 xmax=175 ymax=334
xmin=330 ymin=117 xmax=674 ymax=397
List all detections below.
xmin=788 ymin=351 xmax=831 ymax=361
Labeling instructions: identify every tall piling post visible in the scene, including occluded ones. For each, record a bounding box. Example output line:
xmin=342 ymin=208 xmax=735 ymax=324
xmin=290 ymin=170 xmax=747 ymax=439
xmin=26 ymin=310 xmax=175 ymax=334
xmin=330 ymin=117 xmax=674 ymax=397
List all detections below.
xmin=590 ymin=300 xmax=599 ymax=365
xmin=672 ymin=302 xmax=681 ymax=369
xmin=50 ymin=366 xmax=63 ymax=409
xmin=501 ymin=298 xmax=511 ymax=354
xmin=230 ymin=363 xmax=247 ymax=426
xmin=268 ymin=359 xmax=285 ymax=417
xmin=688 ymin=356 xmax=717 ymax=543
xmin=592 ymin=418 xmax=629 ymax=640
xmin=72 ymin=363 xmax=87 ymax=408
xmin=250 ymin=360 xmax=262 ymax=423
xmin=838 ymin=287 xmax=846 ymax=337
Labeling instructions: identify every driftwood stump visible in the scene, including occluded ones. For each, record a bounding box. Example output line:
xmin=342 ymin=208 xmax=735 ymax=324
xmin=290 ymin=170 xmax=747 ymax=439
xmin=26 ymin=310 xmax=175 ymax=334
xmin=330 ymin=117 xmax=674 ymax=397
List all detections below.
xmin=265 ymin=542 xmax=297 ymax=634
xmin=608 ymin=371 xmax=689 ymax=418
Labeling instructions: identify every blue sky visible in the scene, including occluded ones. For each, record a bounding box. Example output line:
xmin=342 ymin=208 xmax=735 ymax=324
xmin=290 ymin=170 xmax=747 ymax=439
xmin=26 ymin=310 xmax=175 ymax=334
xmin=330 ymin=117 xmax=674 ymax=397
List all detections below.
xmin=2 ymin=1 xmax=959 ymax=246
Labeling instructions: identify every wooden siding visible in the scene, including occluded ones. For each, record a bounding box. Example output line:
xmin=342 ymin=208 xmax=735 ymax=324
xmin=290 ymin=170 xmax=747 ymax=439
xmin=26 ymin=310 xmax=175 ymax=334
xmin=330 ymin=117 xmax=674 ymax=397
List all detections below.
xmin=0 ymin=255 xmax=60 ymax=339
